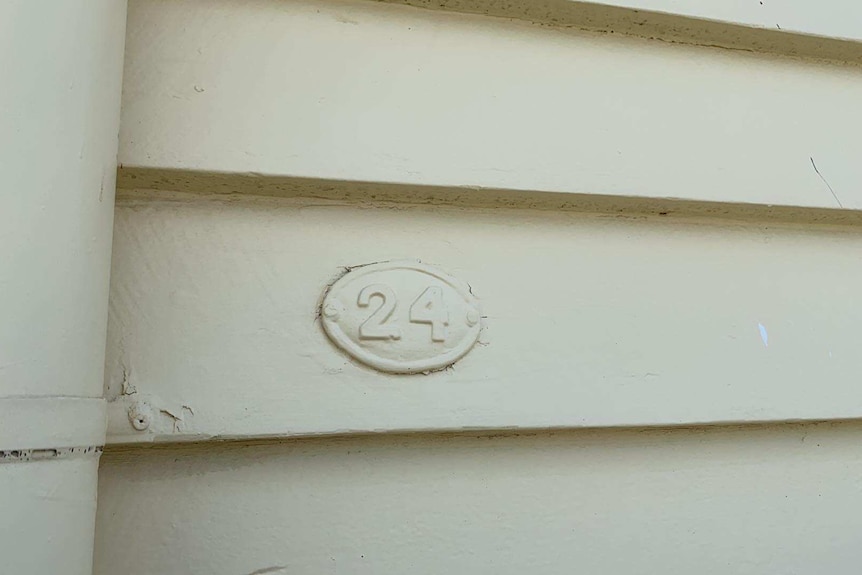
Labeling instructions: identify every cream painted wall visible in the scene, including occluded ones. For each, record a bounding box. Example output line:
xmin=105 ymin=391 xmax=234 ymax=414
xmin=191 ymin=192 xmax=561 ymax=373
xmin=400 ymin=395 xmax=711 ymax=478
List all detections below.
xmin=95 ymin=0 xmax=862 ymax=572
xmin=96 ymin=423 xmax=862 ymax=575
xmin=105 ymin=192 xmax=862 ymax=444
xmin=120 ymin=0 xmax=862 ymax=210
xmin=567 ymin=0 xmax=862 ymax=41
xmin=398 ymin=0 xmax=862 ymax=44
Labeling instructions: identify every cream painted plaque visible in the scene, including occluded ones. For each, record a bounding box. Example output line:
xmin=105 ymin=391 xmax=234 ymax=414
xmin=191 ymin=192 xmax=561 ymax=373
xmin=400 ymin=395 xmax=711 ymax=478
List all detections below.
xmin=320 ymin=261 xmax=482 ymax=373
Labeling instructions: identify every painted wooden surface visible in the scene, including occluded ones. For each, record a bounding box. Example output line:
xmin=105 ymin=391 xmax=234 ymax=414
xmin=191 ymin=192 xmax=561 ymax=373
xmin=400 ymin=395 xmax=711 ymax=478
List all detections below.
xmin=0 ymin=3 xmax=127 ymax=574
xmin=95 ymin=423 xmax=862 ymax=574
xmin=105 ymin=192 xmax=862 ymax=443
xmin=1 ymin=0 xmax=126 ymax=398
xmin=121 ymin=0 xmax=862 ymax=212
xmin=571 ymin=0 xmax=862 ymax=41
xmin=94 ymin=0 xmax=862 ymax=572
xmin=372 ymin=0 xmax=862 ymax=63
xmin=381 ymin=0 xmax=862 ymax=45
xmin=4 ymin=456 xmax=101 ymax=575
xmin=0 ymin=397 xmax=106 ymax=451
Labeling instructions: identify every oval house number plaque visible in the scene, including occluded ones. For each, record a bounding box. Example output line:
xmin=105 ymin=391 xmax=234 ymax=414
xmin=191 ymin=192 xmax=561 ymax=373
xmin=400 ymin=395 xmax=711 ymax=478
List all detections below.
xmin=320 ymin=261 xmax=482 ymax=373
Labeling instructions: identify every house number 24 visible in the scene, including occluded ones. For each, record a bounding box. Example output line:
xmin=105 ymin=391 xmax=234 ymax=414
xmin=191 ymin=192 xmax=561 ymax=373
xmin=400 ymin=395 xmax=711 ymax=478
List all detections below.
xmin=358 ymin=284 xmax=449 ymax=342
xmin=320 ymin=261 xmax=482 ymax=374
